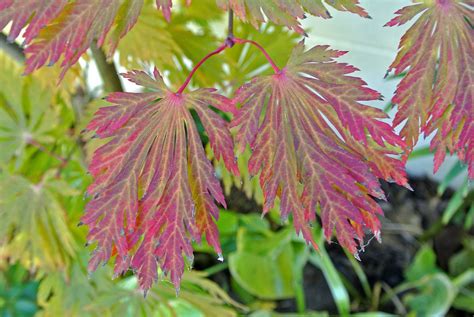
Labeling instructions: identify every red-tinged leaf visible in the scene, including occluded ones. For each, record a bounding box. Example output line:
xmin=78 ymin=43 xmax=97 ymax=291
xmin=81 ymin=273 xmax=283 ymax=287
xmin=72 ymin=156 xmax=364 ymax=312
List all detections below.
xmin=156 ymin=0 xmax=173 ymax=22
xmin=230 ymin=41 xmax=407 ymax=256
xmin=0 ymin=0 xmax=173 ymax=75
xmin=155 ymin=0 xmax=190 ymax=21
xmin=23 ymin=0 xmax=125 ymax=75
xmin=216 ymin=0 xmax=369 ymax=34
xmin=0 ymin=0 xmax=68 ymax=43
xmin=386 ymin=0 xmax=473 ymax=178
xmin=83 ymin=68 xmax=237 ymax=291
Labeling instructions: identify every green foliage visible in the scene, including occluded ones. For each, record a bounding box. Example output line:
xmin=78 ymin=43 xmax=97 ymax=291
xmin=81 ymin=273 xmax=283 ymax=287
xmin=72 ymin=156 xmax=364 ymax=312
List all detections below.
xmin=229 ymin=227 xmax=307 ymax=299
xmin=397 ymin=246 xmax=474 ymax=316
xmin=0 ymin=28 xmax=243 ymax=315
xmin=0 ymin=173 xmax=77 ymax=271
xmin=0 ymin=0 xmax=472 ymax=316
xmin=0 ymin=265 xmax=39 ymax=317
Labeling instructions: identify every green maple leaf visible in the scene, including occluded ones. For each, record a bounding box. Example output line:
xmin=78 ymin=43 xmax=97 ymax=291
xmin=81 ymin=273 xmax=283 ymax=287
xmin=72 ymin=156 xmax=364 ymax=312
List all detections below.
xmin=0 ymin=172 xmax=78 ymax=272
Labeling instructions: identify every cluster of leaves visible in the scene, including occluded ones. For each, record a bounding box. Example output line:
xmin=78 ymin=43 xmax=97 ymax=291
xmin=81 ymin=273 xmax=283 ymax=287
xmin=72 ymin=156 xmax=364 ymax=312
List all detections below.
xmin=0 ymin=4 xmax=261 ymax=313
xmin=0 ymin=0 xmax=472 ymax=297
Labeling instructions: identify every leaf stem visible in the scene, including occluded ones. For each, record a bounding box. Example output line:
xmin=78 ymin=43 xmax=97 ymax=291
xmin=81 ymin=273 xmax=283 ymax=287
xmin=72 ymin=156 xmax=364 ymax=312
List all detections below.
xmin=176 ymin=10 xmax=280 ymax=94
xmin=176 ymin=44 xmax=228 ymax=94
xmin=227 ymin=9 xmax=234 ymax=39
xmin=233 ymin=38 xmax=280 ymax=73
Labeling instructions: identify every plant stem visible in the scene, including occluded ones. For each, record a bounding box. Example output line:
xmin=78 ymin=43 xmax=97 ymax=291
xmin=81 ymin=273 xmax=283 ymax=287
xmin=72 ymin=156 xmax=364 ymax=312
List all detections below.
xmin=90 ymin=43 xmax=123 ymax=93
xmin=233 ymin=38 xmax=280 ymax=73
xmin=175 ymin=8 xmax=280 ymax=94
xmin=176 ymin=44 xmax=227 ymax=94
xmin=227 ymin=9 xmax=234 ymax=39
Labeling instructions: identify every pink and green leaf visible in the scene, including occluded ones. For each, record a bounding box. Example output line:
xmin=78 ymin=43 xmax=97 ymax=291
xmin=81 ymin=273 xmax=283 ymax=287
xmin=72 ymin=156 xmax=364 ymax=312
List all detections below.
xmin=386 ymin=0 xmax=473 ymax=178
xmin=216 ymin=0 xmax=369 ymax=34
xmin=230 ymin=41 xmax=408 ymax=255
xmin=83 ymin=68 xmax=237 ymax=291
xmin=0 ymin=0 xmax=177 ymax=75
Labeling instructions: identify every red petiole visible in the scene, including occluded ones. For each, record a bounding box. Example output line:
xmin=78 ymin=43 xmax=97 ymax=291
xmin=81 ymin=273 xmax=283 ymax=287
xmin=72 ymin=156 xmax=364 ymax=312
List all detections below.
xmin=232 ymin=38 xmax=280 ymax=73
xmin=176 ymin=36 xmax=280 ymax=94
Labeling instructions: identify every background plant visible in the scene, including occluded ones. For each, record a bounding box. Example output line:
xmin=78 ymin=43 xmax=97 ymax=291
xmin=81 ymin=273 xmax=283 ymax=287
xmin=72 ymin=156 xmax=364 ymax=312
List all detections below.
xmin=0 ymin=0 xmax=472 ymax=316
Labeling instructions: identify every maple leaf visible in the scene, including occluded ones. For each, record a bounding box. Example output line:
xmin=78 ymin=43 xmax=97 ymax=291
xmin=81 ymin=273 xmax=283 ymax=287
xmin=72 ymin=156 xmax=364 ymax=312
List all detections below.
xmin=216 ymin=0 xmax=369 ymax=34
xmin=0 ymin=0 xmax=68 ymax=43
xmin=82 ymin=68 xmax=238 ymax=291
xmin=386 ymin=0 xmax=473 ymax=178
xmin=0 ymin=0 xmax=180 ymax=75
xmin=0 ymin=51 xmax=60 ymax=165
xmin=230 ymin=41 xmax=408 ymax=255
xmin=0 ymin=172 xmax=78 ymax=271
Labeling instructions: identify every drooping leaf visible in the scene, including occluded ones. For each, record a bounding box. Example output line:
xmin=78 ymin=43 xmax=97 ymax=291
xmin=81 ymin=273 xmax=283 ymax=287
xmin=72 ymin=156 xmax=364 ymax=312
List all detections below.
xmin=0 ymin=172 xmax=77 ymax=272
xmin=83 ymin=68 xmax=238 ymax=291
xmin=230 ymin=41 xmax=408 ymax=255
xmin=386 ymin=0 xmax=473 ymax=178
xmin=216 ymin=0 xmax=369 ymax=34
xmin=0 ymin=0 xmax=174 ymax=75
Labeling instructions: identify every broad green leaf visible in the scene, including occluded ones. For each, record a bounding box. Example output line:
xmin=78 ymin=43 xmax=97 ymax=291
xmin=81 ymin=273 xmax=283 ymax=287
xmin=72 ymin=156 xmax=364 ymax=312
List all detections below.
xmin=405 ymin=245 xmax=440 ymax=282
xmin=229 ymin=228 xmax=306 ymax=299
xmin=404 ymin=273 xmax=455 ymax=317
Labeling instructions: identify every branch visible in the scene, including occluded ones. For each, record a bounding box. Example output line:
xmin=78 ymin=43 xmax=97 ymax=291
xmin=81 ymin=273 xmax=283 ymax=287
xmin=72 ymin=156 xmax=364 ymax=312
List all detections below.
xmin=0 ymin=33 xmax=25 ymax=63
xmin=90 ymin=44 xmax=123 ymax=92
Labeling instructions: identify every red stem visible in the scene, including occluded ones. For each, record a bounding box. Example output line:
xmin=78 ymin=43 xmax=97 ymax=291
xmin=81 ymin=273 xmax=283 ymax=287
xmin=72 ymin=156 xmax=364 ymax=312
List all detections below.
xmin=233 ymin=38 xmax=280 ymax=73
xmin=176 ymin=44 xmax=227 ymax=94
xmin=175 ymin=37 xmax=281 ymax=94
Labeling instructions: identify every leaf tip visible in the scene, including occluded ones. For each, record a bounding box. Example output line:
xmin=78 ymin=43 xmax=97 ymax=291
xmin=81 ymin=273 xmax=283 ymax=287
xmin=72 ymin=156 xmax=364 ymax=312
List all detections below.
xmin=374 ymin=230 xmax=382 ymax=243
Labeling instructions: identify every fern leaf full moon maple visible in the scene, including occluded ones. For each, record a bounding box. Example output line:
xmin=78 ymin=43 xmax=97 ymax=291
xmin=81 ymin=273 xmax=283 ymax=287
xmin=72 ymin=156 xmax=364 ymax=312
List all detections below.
xmin=386 ymin=0 xmax=473 ymax=178
xmin=83 ymin=68 xmax=238 ymax=291
xmin=231 ymin=41 xmax=408 ymax=255
xmin=0 ymin=0 xmax=171 ymax=75
xmin=216 ymin=0 xmax=369 ymax=34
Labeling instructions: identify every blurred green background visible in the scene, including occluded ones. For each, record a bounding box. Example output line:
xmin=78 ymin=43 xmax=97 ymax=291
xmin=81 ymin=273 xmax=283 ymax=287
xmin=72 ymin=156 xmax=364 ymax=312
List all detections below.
xmin=0 ymin=0 xmax=473 ymax=316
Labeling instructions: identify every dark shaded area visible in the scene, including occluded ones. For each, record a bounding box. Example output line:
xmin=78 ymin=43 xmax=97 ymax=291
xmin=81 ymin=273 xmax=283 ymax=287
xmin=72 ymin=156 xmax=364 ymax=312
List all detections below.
xmin=193 ymin=176 xmax=472 ymax=315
